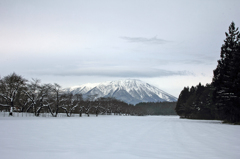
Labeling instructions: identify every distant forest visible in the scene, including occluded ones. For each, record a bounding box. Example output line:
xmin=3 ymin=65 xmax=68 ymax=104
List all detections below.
xmin=176 ymin=22 xmax=240 ymax=124
xmin=0 ymin=72 xmax=176 ymax=117
xmin=135 ymin=102 xmax=177 ymax=115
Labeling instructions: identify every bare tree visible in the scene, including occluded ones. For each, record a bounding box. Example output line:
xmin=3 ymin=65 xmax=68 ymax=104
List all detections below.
xmin=24 ymin=79 xmax=41 ymax=115
xmin=46 ymin=83 xmax=63 ymax=117
xmin=60 ymin=92 xmax=80 ymax=117
xmin=81 ymin=94 xmax=98 ymax=117
xmin=35 ymin=84 xmax=52 ymax=116
xmin=0 ymin=73 xmax=27 ymax=116
xmin=22 ymin=79 xmax=52 ymax=116
xmin=16 ymin=92 xmax=30 ymax=112
xmin=93 ymin=99 xmax=106 ymax=117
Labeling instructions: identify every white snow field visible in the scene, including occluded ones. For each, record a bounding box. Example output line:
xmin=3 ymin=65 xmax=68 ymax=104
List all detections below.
xmin=0 ymin=114 xmax=240 ymax=159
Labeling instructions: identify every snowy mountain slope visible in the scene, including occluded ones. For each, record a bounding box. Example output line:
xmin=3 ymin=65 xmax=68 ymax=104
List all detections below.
xmin=66 ymin=79 xmax=177 ymax=104
xmin=63 ymin=83 xmax=99 ymax=94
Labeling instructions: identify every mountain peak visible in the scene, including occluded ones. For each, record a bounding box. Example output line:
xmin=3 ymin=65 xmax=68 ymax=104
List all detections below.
xmin=66 ymin=79 xmax=177 ymax=105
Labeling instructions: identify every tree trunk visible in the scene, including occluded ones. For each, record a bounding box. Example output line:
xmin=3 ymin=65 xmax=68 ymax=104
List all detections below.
xmin=9 ymin=106 xmax=13 ymax=116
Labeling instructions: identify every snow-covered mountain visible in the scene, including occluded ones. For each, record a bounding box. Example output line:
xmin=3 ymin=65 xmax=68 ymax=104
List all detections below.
xmin=65 ymin=79 xmax=177 ymax=105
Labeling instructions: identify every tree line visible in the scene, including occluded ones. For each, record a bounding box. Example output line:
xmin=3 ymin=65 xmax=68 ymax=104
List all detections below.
xmin=0 ymin=74 xmax=145 ymax=117
xmin=175 ymin=22 xmax=240 ymax=124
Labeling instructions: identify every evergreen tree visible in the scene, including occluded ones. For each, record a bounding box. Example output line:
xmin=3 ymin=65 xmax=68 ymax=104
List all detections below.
xmin=196 ymin=84 xmax=215 ymax=119
xmin=175 ymin=87 xmax=190 ymax=117
xmin=212 ymin=22 xmax=240 ymax=123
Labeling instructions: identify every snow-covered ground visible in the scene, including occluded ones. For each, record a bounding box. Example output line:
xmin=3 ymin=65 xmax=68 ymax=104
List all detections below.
xmin=0 ymin=114 xmax=240 ymax=159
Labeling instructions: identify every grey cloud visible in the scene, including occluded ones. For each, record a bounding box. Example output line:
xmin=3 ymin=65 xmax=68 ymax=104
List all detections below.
xmin=179 ymin=54 xmax=218 ymax=65
xmin=30 ymin=68 xmax=194 ymax=78
xmin=181 ymin=59 xmax=206 ymax=65
xmin=120 ymin=36 xmax=169 ymax=44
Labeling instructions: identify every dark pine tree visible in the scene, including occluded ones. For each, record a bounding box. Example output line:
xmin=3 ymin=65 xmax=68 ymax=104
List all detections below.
xmin=175 ymin=87 xmax=190 ymax=118
xmin=212 ymin=22 xmax=240 ymax=123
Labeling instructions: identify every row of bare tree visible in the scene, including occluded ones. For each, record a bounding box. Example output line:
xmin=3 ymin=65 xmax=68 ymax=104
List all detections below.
xmin=0 ymin=73 xmax=141 ymax=117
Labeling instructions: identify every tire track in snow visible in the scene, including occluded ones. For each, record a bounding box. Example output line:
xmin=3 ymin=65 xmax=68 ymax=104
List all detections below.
xmin=173 ymin=119 xmax=240 ymax=159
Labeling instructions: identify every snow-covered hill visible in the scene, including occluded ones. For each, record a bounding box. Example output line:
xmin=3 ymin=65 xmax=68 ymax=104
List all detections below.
xmin=65 ymin=79 xmax=177 ymax=104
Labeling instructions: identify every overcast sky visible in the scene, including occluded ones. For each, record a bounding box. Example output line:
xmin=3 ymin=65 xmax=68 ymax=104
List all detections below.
xmin=1 ymin=0 xmax=240 ymax=97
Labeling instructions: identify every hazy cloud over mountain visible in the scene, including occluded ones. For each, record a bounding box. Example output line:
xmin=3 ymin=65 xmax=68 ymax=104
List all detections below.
xmin=120 ymin=36 xmax=168 ymax=44
xmin=29 ymin=68 xmax=193 ymax=78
